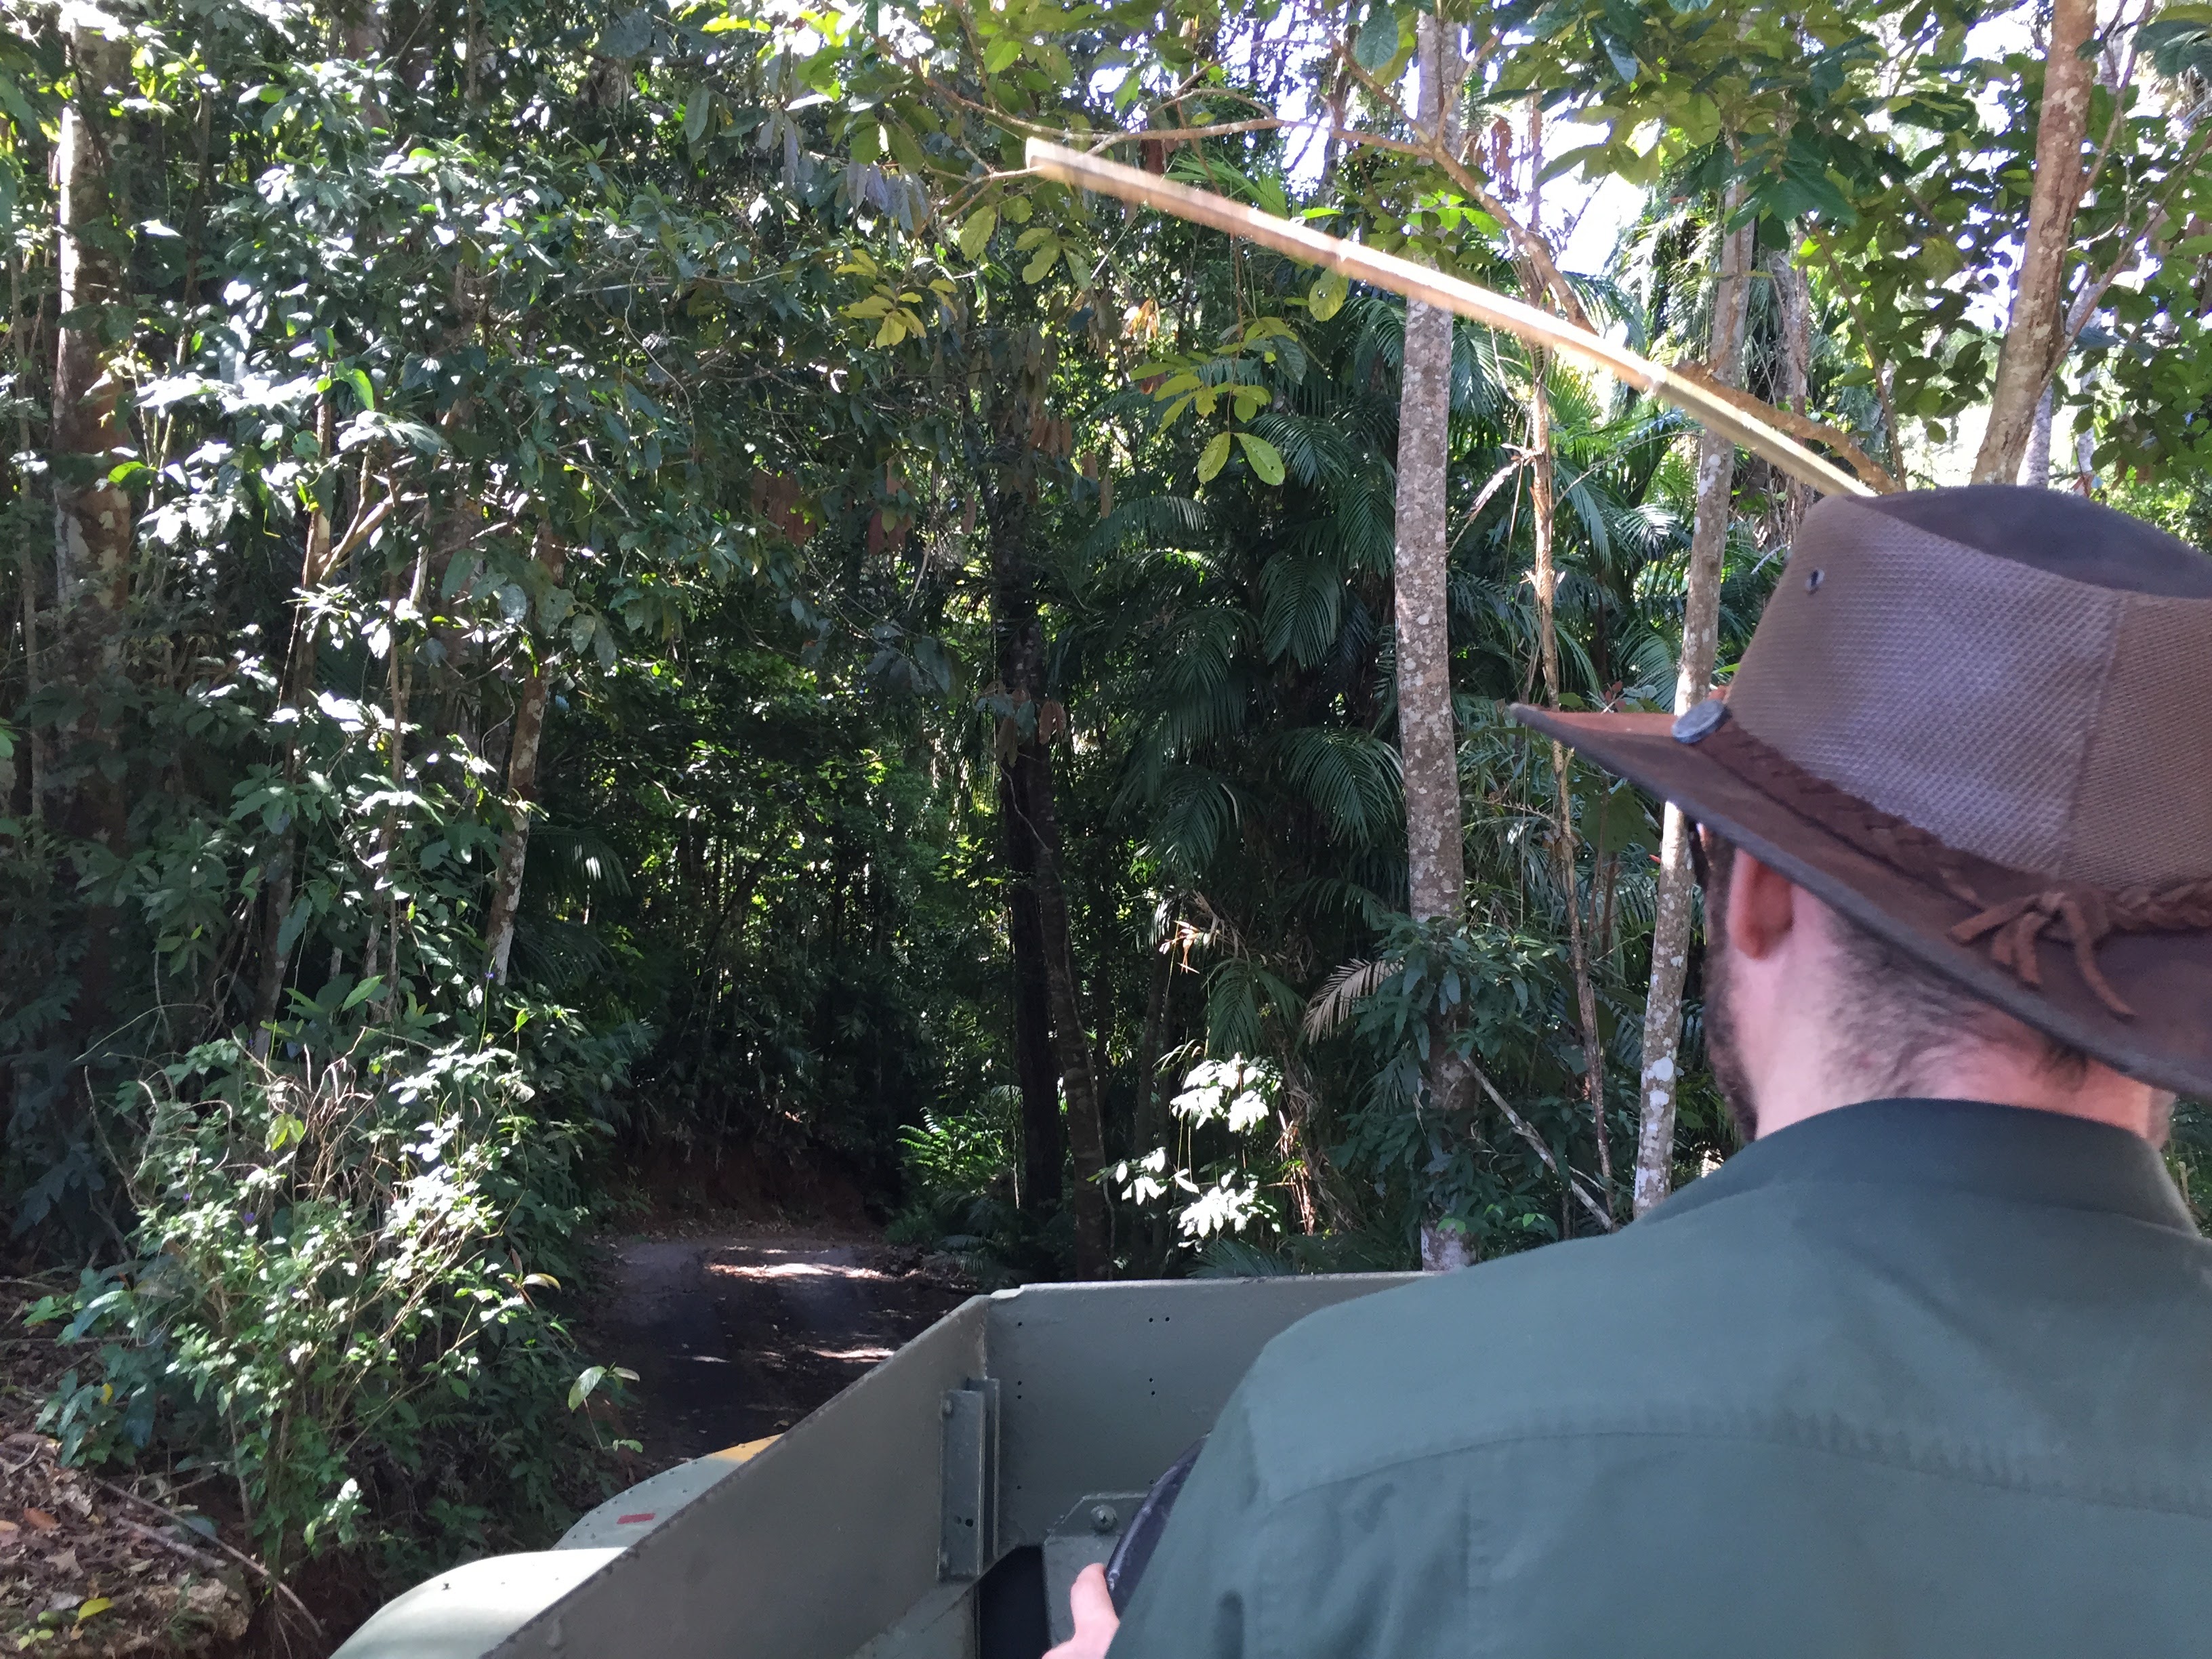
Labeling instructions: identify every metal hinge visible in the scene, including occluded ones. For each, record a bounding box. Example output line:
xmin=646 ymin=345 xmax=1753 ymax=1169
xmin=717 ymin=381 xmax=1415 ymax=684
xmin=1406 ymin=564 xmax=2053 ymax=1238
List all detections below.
xmin=938 ymin=1378 xmax=1000 ymax=1581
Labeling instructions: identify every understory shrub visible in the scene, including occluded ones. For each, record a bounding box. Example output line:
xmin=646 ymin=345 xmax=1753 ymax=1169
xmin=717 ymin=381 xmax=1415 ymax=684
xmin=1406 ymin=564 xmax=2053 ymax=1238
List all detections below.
xmin=28 ymin=1016 xmax=628 ymax=1584
xmin=886 ymin=1088 xmax=1057 ymax=1280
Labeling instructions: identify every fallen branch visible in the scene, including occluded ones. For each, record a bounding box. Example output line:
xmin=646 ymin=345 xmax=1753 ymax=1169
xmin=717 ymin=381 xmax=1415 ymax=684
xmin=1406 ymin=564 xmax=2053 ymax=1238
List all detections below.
xmin=1668 ymin=363 xmax=1900 ymax=493
xmin=115 ymin=1515 xmax=232 ymax=1578
xmin=1328 ymin=51 xmax=1593 ymax=333
xmin=1025 ymin=141 xmax=1874 ymax=500
xmin=92 ymin=1475 xmax=326 ymax=1641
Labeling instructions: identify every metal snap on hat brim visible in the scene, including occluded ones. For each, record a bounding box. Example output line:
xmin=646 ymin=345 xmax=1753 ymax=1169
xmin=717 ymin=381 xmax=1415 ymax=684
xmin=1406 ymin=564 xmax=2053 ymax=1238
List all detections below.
xmin=1672 ymin=699 xmax=1728 ymax=744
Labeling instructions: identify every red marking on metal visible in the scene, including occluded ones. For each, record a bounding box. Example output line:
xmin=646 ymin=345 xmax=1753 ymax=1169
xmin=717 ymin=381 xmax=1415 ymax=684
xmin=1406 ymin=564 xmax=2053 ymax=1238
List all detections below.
xmin=617 ymin=1513 xmax=656 ymax=1525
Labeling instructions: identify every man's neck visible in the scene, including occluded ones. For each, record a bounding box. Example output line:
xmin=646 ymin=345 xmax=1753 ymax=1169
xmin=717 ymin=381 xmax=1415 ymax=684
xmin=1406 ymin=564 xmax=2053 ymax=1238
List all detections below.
xmin=1753 ymin=1049 xmax=2171 ymax=1145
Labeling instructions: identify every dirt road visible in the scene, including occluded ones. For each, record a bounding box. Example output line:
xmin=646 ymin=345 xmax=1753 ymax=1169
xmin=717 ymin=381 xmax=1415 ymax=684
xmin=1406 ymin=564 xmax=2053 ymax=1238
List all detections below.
xmin=588 ymin=1234 xmax=970 ymax=1469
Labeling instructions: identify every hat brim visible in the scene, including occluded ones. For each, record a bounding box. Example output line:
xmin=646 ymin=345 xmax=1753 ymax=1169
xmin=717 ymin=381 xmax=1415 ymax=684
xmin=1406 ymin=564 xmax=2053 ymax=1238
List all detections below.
xmin=1512 ymin=704 xmax=2212 ymax=1100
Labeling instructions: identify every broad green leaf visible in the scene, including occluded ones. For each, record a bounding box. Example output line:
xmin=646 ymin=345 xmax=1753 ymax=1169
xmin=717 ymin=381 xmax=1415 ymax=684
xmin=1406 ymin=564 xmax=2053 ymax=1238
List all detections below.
xmin=1308 ymin=270 xmax=1348 ymax=321
xmin=1197 ymin=431 xmax=1232 ymax=483
xmin=984 ymin=36 xmax=1023 ymax=73
xmin=886 ymin=122 xmax=928 ymax=175
xmin=342 ymin=975 xmax=385 ymax=1011
xmin=568 ymin=1365 xmax=608 ymax=1410
xmin=1236 ymin=432 xmax=1286 ymax=486
xmin=1353 ymin=7 xmax=1401 ymax=71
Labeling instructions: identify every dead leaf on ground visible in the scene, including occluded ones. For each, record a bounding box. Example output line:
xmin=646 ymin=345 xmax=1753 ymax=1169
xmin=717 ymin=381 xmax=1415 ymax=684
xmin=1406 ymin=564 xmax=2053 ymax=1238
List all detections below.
xmin=23 ymin=1507 xmax=57 ymax=1530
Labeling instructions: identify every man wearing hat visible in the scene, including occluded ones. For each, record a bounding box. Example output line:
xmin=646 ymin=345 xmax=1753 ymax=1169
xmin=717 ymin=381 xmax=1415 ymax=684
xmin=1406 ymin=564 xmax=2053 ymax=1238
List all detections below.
xmin=1054 ymin=486 xmax=2212 ymax=1656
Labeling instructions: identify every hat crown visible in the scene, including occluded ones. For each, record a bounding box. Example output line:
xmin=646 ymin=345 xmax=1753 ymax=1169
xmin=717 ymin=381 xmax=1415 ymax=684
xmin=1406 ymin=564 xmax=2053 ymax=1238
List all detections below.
xmin=1728 ymin=490 xmax=2212 ymax=889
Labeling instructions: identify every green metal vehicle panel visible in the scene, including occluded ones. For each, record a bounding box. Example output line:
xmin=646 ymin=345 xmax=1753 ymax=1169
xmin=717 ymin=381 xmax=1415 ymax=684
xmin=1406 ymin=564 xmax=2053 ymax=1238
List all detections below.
xmin=333 ymin=1273 xmax=1412 ymax=1659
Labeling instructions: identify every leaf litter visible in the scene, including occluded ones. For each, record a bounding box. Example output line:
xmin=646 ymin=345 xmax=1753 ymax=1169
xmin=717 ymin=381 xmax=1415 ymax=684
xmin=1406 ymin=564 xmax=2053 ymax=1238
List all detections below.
xmin=3 ymin=1288 xmax=249 ymax=1656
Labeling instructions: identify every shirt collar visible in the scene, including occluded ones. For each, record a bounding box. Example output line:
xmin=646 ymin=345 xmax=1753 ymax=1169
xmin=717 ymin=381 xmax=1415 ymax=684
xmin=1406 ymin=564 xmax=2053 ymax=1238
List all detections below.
xmin=1647 ymin=1097 xmax=2198 ymax=1235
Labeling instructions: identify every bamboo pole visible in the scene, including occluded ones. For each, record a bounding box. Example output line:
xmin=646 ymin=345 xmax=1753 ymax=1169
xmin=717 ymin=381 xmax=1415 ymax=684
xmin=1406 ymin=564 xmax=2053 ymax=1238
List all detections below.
xmin=1024 ymin=140 xmax=1879 ymax=501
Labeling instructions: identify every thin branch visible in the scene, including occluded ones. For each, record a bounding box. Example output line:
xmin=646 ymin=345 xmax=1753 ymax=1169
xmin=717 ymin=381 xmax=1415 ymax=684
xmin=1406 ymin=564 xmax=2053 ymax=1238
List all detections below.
xmin=1467 ymin=1058 xmax=1616 ymax=1231
xmin=2060 ymin=121 xmax=2212 ymax=355
xmin=93 ymin=1475 xmax=327 ymax=1640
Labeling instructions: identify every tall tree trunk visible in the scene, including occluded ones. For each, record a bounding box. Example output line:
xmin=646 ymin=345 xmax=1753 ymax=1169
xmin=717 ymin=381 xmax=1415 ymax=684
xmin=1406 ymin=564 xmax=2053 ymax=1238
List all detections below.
xmin=983 ymin=469 xmax=1109 ymax=1270
xmin=1521 ymin=100 xmax=1610 ymax=1208
xmin=1528 ymin=348 xmax=1609 ymax=1198
xmin=484 ymin=531 xmax=567 ymax=985
xmin=1000 ymin=766 xmax=1064 ymax=1218
xmin=1973 ymin=0 xmax=2095 ymax=485
xmin=1021 ymin=757 xmax=1111 ymax=1277
xmin=1400 ymin=17 xmax=1471 ymax=1273
xmin=1132 ymin=912 xmax=1174 ymax=1156
xmin=1771 ymin=249 xmax=1816 ymax=542
xmin=52 ymin=19 xmax=136 ymax=1033
xmin=10 ymin=253 xmax=44 ymax=825
xmin=1394 ymin=12 xmax=1466 ymax=928
xmin=1633 ymin=187 xmax=1754 ymax=1218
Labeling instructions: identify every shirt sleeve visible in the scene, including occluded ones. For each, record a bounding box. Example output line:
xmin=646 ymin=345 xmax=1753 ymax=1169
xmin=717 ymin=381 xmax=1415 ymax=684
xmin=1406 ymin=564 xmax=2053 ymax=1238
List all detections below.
xmin=1105 ymin=1387 xmax=1270 ymax=1659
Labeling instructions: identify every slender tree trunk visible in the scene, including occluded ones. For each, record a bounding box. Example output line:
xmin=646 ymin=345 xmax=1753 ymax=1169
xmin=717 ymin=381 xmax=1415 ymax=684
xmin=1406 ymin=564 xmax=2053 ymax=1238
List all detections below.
xmin=1132 ymin=914 xmax=1173 ymax=1155
xmin=1528 ymin=350 xmax=1609 ymax=1195
xmin=1771 ymin=249 xmax=1816 ymax=541
xmin=1633 ymin=186 xmax=1754 ymax=1217
xmin=1401 ymin=18 xmax=1473 ymax=1273
xmin=484 ymin=531 xmax=567 ymax=985
xmin=2023 ymin=384 xmax=2056 ymax=487
xmin=1519 ymin=101 xmax=1610 ymax=1201
xmin=985 ymin=470 xmax=1107 ymax=1265
xmin=987 ymin=475 xmax=1065 ymax=1223
xmin=1394 ymin=12 xmax=1467 ymax=928
xmin=11 ymin=254 xmax=43 ymax=825
xmin=52 ymin=20 xmax=136 ymax=1034
xmin=1001 ymin=766 xmax=1064 ymax=1217
xmin=1973 ymin=0 xmax=2095 ymax=484
xmin=1021 ymin=757 xmax=1111 ymax=1277
xmin=252 ymin=401 xmax=336 ymax=1042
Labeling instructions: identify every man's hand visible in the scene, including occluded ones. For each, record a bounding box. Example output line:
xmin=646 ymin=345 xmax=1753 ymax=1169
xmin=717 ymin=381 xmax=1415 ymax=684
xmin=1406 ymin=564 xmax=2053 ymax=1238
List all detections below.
xmin=1045 ymin=1562 xmax=1120 ymax=1659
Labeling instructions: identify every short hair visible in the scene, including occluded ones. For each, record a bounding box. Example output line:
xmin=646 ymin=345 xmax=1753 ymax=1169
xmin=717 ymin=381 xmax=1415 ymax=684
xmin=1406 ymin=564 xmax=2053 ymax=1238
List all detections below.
xmin=1704 ymin=836 xmax=2093 ymax=1097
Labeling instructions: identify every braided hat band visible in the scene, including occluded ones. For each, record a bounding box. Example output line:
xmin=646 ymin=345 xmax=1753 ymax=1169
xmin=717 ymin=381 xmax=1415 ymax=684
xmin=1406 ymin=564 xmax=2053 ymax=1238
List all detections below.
xmin=1680 ymin=702 xmax=2212 ymax=1021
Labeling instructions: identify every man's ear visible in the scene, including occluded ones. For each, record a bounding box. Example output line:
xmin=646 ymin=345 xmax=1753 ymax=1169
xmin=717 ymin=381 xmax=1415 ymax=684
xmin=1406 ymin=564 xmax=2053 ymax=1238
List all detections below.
xmin=1725 ymin=849 xmax=1798 ymax=962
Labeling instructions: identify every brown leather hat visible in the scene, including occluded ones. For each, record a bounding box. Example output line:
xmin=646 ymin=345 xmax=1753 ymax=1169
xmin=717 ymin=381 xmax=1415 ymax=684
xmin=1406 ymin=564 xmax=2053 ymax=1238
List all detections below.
xmin=1511 ymin=485 xmax=2212 ymax=1098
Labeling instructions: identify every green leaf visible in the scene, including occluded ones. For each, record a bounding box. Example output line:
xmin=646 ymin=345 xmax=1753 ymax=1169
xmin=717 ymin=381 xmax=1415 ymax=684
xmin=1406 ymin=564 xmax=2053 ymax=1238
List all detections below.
xmin=958 ymin=206 xmax=997 ymax=260
xmin=342 ymin=975 xmax=385 ymax=1011
xmin=684 ymin=87 xmax=713 ymax=145
xmin=1197 ymin=431 xmax=1232 ymax=483
xmin=1353 ymin=7 xmax=1401 ymax=71
xmin=1307 ymin=269 xmax=1348 ymax=322
xmin=984 ymin=36 xmax=1023 ymax=73
xmin=1236 ymin=432 xmax=1286 ymax=486
xmin=567 ymin=1365 xmax=608 ymax=1410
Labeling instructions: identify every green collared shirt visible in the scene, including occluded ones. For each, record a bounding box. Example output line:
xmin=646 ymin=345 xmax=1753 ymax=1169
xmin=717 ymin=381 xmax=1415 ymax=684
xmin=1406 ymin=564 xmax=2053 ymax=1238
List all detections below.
xmin=1111 ymin=1099 xmax=2212 ymax=1658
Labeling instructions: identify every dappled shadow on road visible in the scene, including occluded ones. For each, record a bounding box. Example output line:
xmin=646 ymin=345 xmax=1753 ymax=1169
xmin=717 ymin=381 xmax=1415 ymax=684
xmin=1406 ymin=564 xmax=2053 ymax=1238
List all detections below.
xmin=584 ymin=1235 xmax=971 ymax=1473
